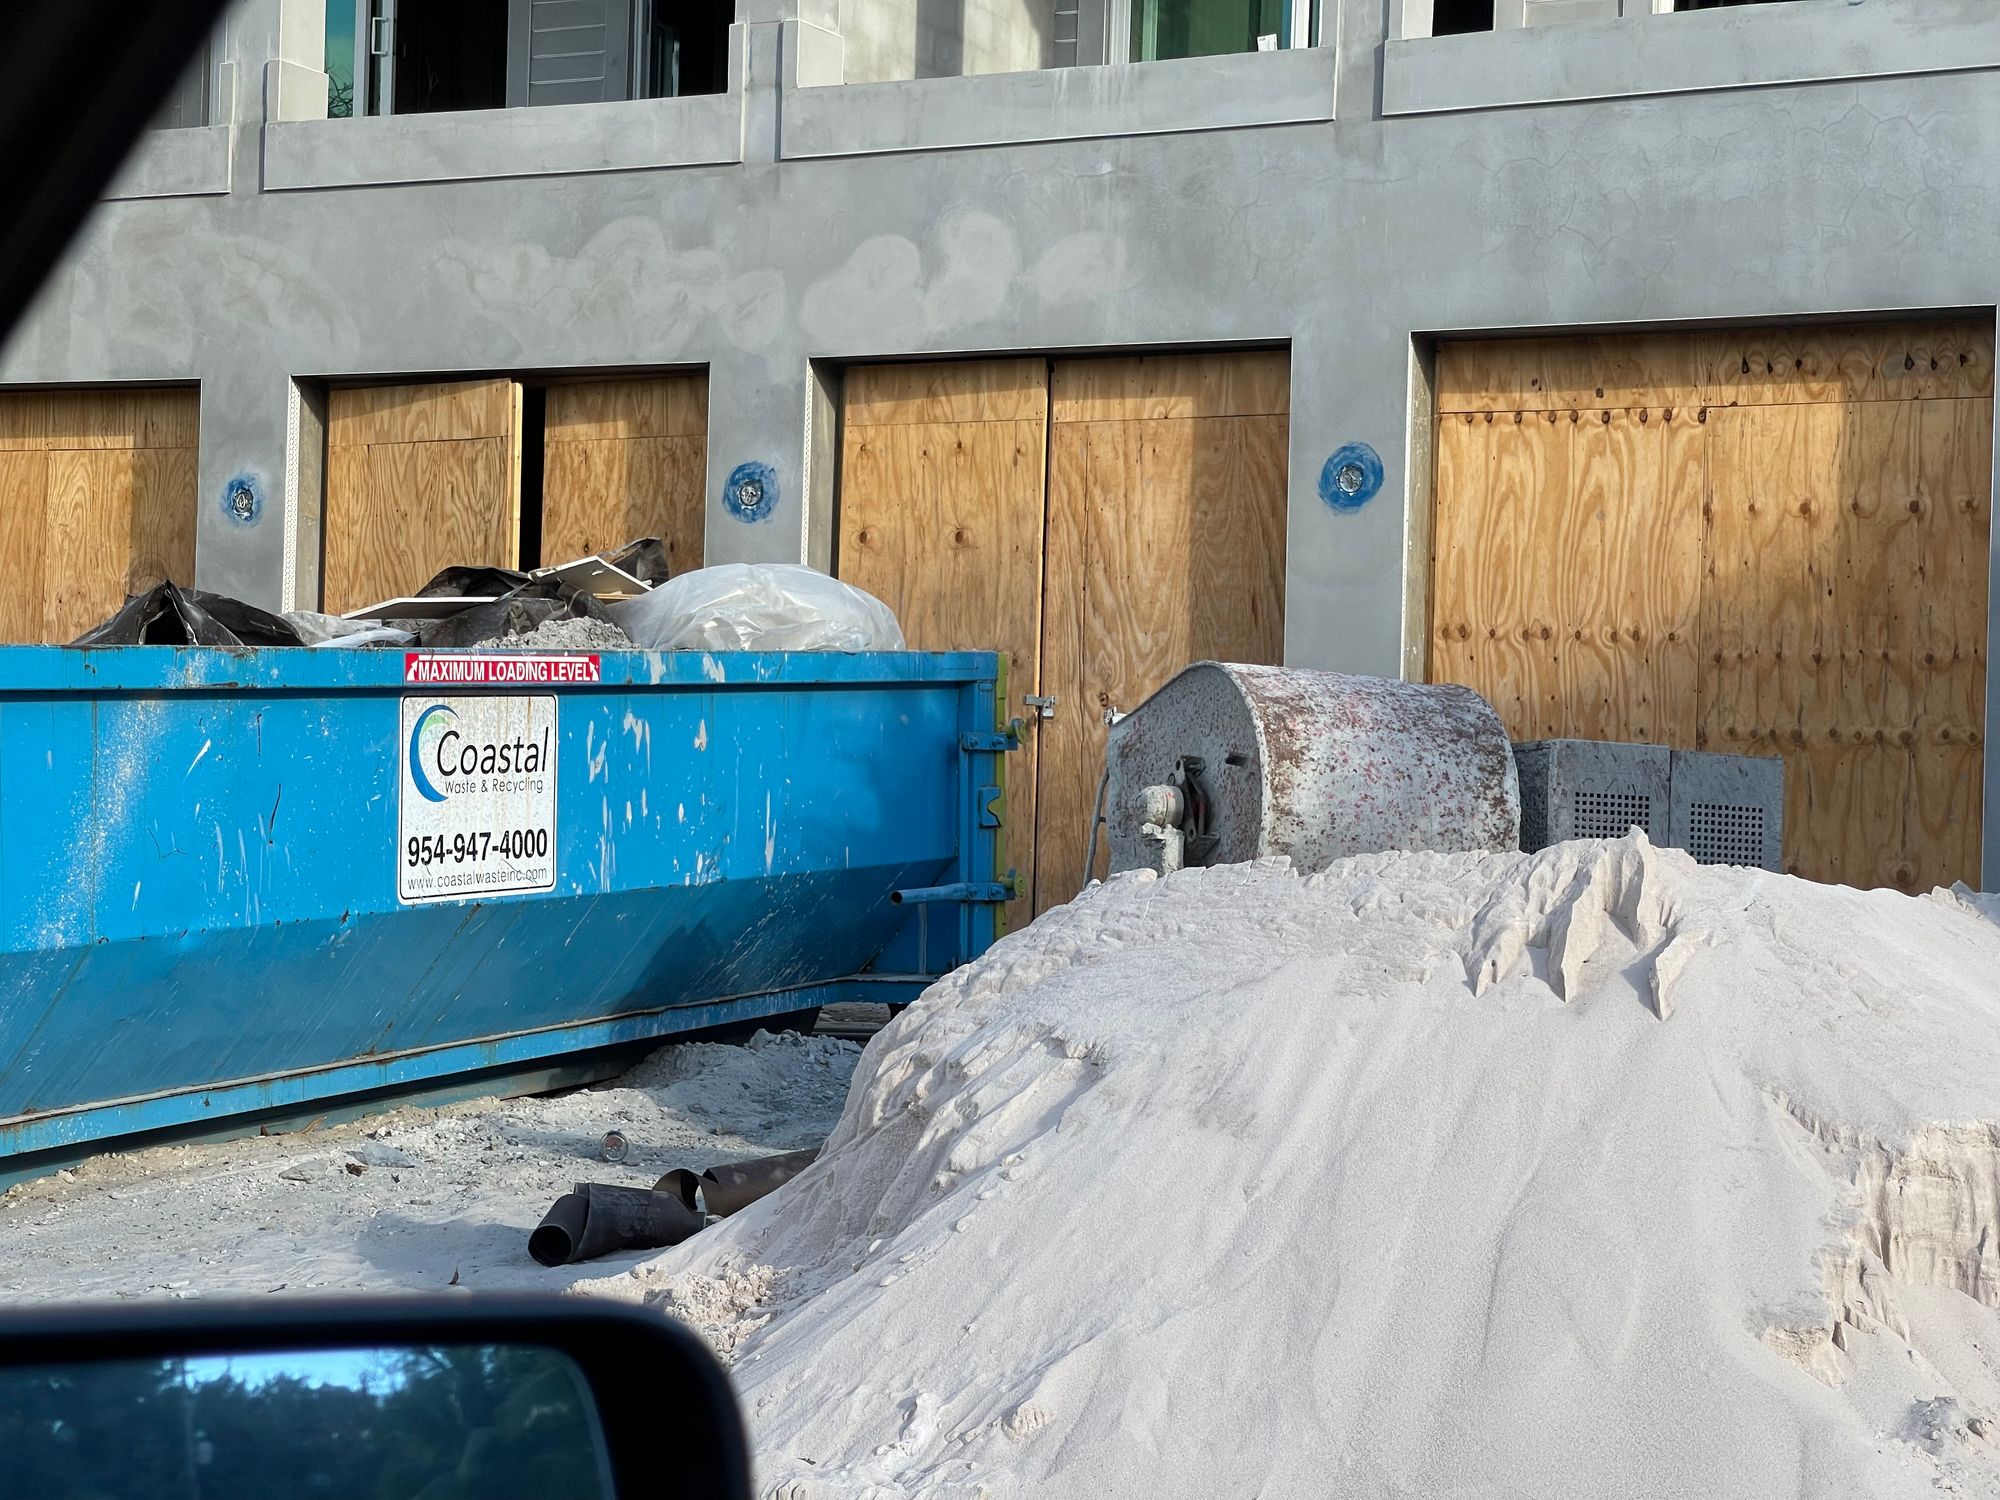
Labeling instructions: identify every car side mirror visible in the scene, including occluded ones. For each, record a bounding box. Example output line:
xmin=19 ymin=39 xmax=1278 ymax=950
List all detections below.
xmin=0 ymin=1296 xmax=750 ymax=1500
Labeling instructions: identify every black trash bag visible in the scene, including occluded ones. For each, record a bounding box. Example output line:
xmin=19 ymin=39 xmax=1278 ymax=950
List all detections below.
xmin=71 ymin=581 xmax=306 ymax=647
xmin=528 ymin=1182 xmax=705 ymax=1267
xmin=655 ymin=1147 xmax=819 ymax=1219
xmin=412 ymin=564 xmax=534 ymax=600
xmin=414 ymin=577 xmax=620 ymax=649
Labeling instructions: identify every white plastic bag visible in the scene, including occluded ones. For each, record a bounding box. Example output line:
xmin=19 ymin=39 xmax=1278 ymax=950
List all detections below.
xmin=283 ymin=611 xmax=413 ymax=648
xmin=610 ymin=564 xmax=906 ymax=652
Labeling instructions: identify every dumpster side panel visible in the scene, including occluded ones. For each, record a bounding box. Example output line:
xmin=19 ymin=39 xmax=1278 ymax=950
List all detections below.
xmin=0 ymin=650 xmax=1000 ymax=1150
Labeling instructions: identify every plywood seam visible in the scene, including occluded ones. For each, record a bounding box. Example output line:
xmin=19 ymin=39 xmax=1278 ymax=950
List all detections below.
xmin=327 ymin=435 xmax=514 ymax=451
xmin=847 ymin=418 xmax=1050 ymax=428
xmin=1437 ymin=395 xmax=1993 ymax=415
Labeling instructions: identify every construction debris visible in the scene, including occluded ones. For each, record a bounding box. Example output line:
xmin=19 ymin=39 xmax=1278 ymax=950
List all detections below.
xmin=342 ymin=537 xmax=669 ymax=641
xmin=467 ymin=613 xmax=631 ymax=651
xmin=612 ymin=563 xmax=905 ymax=652
xmin=528 ymin=1182 xmax=704 ymax=1267
xmin=71 ymin=581 xmax=304 ymax=647
xmin=528 ymin=1146 xmax=819 ymax=1266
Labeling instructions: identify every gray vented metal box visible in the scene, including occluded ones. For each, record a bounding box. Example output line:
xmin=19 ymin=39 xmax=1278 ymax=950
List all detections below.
xmin=1514 ymin=740 xmax=1783 ymax=871
xmin=1513 ymin=740 xmax=1670 ymax=848
xmin=1668 ymin=749 xmax=1784 ymax=871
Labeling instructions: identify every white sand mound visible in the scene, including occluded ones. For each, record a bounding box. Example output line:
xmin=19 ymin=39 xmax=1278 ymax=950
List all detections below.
xmin=589 ymin=834 xmax=2000 ymax=1499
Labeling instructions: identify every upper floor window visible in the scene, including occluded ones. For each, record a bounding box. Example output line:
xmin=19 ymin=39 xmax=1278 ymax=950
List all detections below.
xmin=1109 ymin=0 xmax=1315 ymax=62
xmin=154 ymin=36 xmax=213 ymax=127
xmin=328 ymin=0 xmax=728 ymax=117
xmin=1426 ymin=0 xmax=1804 ymax=36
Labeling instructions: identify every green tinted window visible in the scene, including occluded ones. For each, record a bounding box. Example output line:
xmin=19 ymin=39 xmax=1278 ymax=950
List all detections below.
xmin=1132 ymin=0 xmax=1288 ymax=61
xmin=326 ymin=3 xmax=355 ymax=116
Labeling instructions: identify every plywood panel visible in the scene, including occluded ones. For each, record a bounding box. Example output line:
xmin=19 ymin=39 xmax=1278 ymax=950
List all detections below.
xmin=839 ymin=360 xmax=1050 ymax=924
xmin=1699 ymin=394 xmax=1984 ymax=890
xmin=1429 ymin=408 xmax=1573 ymax=740
xmin=45 ymin=451 xmax=136 ymax=641
xmin=26 ymin=386 xmax=199 ymax=451
xmin=328 ymin=379 xmax=516 ymax=448
xmin=545 ymin=375 xmax=708 ymax=441
xmin=126 ymin=446 xmax=199 ymax=597
xmin=543 ymin=376 xmax=707 ymax=570
xmin=0 ymin=394 xmax=48 ymax=451
xmin=1050 ymin=349 xmax=1290 ymax=423
xmin=1038 ymin=351 xmax=1288 ymax=912
xmin=1820 ymin=402 xmax=1921 ymax=753
xmin=1036 ymin=421 xmax=1090 ymax=915
xmin=1434 ymin=322 xmax=1991 ymax=890
xmin=1706 ymin=321 xmax=1997 ymax=408
xmin=419 ymin=437 xmax=516 ymax=570
xmin=0 ymin=388 xmax=198 ymax=453
xmin=0 ymin=452 xmax=48 ymax=641
xmin=0 ymin=388 xmax=198 ymax=641
xmin=1437 ymin=335 xmax=1707 ymax=415
xmin=325 ymin=380 xmax=521 ymax=612
xmin=1442 ymin=322 xmax=1998 ymax=415
xmin=542 ymin=436 xmax=705 ymax=571
xmin=1700 ymin=327 xmax=1872 ymax=409
xmin=1700 ymin=403 xmax=1851 ymax=879
xmin=844 ymin=359 xmax=1049 ymax=426
xmin=323 ymin=444 xmax=410 ymax=614
xmin=1560 ymin=407 xmax=1705 ymax=746
xmin=1912 ymin=396 xmax=1992 ymax=887
xmin=324 ymin=438 xmax=517 ymax=612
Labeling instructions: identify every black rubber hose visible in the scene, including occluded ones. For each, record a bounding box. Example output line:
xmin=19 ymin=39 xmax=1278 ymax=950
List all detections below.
xmin=656 ymin=1147 xmax=820 ymax=1218
xmin=528 ymin=1183 xmax=707 ymax=1267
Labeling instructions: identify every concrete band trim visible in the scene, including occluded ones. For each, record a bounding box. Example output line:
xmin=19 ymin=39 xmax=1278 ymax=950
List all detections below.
xmin=263 ymin=88 xmax=748 ymax=191
xmin=104 ymin=125 xmax=233 ymax=202
xmin=780 ymin=47 xmax=1337 ymax=160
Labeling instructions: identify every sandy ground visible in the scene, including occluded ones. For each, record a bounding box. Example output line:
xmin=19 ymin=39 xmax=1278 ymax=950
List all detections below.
xmin=0 ymin=1030 xmax=860 ymax=1303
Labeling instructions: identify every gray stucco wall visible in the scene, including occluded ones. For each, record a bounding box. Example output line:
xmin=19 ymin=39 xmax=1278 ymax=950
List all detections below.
xmin=5 ymin=0 xmax=2000 ymax=881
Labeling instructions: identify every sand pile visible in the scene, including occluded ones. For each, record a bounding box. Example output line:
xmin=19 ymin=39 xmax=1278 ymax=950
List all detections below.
xmin=588 ymin=834 xmax=2000 ymax=1498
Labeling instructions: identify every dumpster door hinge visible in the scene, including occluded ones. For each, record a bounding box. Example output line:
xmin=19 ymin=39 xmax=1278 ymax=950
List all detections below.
xmin=960 ymin=719 xmax=1024 ymax=753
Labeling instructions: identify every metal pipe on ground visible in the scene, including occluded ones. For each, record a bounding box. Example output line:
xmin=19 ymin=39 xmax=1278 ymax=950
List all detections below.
xmin=528 ymin=1147 xmax=822 ymax=1266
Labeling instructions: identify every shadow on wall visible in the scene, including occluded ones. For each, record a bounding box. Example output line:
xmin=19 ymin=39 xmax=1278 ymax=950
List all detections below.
xmin=857 ymin=0 xmax=1057 ymax=78
xmin=918 ymin=0 xmax=967 ymax=76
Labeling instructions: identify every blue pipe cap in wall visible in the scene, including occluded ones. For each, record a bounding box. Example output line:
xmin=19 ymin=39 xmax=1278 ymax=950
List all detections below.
xmin=724 ymin=462 xmax=777 ymax=524
xmin=1318 ymin=443 xmax=1383 ymax=512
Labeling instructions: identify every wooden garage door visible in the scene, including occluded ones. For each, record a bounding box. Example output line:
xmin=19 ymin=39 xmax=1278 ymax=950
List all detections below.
xmin=1431 ymin=321 xmax=1993 ymax=891
xmin=837 ymin=350 xmax=1289 ymax=921
xmin=837 ymin=359 xmax=1051 ymax=925
xmin=542 ymin=376 xmax=707 ymax=571
xmin=1037 ymin=352 xmax=1289 ymax=911
xmin=0 ymin=388 xmax=198 ymax=641
xmin=324 ymin=379 xmax=523 ymax=613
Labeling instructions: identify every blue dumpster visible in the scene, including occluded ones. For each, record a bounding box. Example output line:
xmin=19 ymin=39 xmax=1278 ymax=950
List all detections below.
xmin=0 ymin=646 xmax=1010 ymax=1172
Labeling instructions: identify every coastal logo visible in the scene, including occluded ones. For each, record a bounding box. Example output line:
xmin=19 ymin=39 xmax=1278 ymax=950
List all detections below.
xmin=407 ymin=704 xmax=457 ymax=803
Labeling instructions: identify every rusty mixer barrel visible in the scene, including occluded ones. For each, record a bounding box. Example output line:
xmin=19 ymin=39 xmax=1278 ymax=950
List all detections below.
xmin=1104 ymin=663 xmax=1520 ymax=876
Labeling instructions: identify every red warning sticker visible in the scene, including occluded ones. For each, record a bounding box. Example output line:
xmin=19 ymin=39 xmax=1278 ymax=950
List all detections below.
xmin=404 ymin=653 xmax=601 ymax=686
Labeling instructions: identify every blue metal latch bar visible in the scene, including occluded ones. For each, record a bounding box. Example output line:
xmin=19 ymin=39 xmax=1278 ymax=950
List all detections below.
xmin=890 ymin=881 xmax=1013 ymax=905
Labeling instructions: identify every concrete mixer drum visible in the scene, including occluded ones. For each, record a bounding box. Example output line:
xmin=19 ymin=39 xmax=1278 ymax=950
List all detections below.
xmin=1104 ymin=663 xmax=1520 ymax=877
